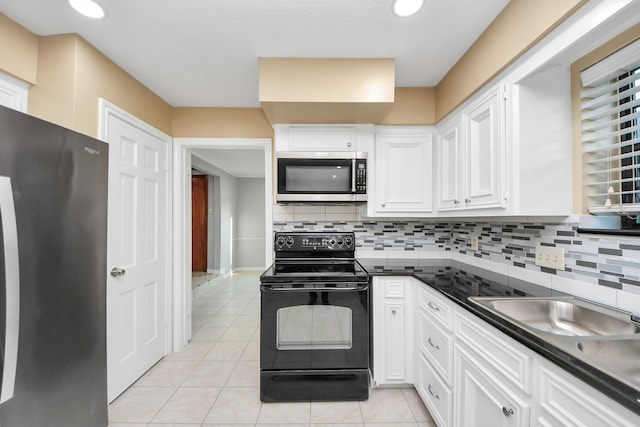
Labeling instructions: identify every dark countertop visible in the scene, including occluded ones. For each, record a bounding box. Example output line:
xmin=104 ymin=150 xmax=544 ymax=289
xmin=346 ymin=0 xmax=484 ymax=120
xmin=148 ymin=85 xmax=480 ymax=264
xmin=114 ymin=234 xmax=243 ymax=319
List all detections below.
xmin=358 ymin=258 xmax=640 ymax=417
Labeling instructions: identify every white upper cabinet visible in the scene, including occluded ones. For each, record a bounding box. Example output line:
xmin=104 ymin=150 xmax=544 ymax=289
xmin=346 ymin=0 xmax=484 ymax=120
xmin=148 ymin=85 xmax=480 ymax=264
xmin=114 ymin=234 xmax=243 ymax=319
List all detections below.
xmin=437 ymin=118 xmax=463 ymax=211
xmin=273 ymin=124 xmax=374 ymax=152
xmin=370 ymin=126 xmax=435 ymax=217
xmin=465 ymin=88 xmax=506 ymax=209
xmin=436 ymin=86 xmax=506 ymax=213
xmin=0 ymin=70 xmax=30 ymax=112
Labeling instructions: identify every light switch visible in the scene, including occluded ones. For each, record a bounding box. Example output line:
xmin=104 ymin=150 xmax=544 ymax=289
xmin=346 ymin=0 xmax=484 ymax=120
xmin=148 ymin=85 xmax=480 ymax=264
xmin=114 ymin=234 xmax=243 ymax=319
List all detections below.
xmin=535 ymin=244 xmax=565 ymax=270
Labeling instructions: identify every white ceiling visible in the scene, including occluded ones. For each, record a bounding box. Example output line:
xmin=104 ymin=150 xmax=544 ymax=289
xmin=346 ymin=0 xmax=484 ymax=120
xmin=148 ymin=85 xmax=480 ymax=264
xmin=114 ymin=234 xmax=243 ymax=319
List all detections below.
xmin=1 ymin=0 xmax=509 ymax=176
xmin=0 ymin=0 xmax=509 ymax=107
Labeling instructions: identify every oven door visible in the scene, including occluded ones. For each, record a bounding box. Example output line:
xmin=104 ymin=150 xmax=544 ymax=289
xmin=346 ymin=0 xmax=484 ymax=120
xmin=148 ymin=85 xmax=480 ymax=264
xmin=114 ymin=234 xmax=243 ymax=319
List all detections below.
xmin=260 ymin=282 xmax=369 ymax=371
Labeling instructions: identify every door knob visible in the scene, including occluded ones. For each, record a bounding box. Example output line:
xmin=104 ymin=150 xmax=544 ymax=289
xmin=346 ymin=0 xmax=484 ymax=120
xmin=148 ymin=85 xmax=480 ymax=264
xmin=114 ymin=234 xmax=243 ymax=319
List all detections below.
xmin=110 ymin=268 xmax=126 ymax=277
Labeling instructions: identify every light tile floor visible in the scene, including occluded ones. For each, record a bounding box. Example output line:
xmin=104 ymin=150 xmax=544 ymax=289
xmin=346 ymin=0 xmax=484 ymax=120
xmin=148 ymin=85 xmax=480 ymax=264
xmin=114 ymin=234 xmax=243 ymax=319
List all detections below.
xmin=109 ymin=272 xmax=437 ymax=426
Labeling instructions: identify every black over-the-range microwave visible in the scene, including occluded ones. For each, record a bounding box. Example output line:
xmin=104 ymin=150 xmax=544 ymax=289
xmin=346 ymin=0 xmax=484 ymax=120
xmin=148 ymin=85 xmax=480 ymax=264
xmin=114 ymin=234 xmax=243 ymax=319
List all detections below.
xmin=276 ymin=151 xmax=367 ymax=202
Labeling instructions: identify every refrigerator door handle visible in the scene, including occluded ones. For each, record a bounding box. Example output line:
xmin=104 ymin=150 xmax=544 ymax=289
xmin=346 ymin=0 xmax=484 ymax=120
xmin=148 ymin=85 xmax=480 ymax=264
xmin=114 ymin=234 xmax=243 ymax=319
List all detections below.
xmin=0 ymin=176 xmax=20 ymax=404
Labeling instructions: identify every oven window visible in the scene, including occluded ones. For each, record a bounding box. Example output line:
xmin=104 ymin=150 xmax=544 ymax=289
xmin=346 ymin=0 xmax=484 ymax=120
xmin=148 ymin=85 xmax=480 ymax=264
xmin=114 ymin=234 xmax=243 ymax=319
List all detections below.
xmin=277 ymin=304 xmax=352 ymax=350
xmin=285 ymin=165 xmax=351 ymax=192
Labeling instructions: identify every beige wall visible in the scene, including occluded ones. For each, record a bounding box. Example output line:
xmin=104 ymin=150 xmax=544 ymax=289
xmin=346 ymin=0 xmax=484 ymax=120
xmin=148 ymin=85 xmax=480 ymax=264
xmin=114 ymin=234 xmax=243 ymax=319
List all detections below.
xmin=30 ymin=34 xmax=172 ymax=137
xmin=435 ymin=0 xmax=586 ymax=121
xmin=381 ymin=87 xmax=436 ymax=125
xmin=0 ymin=14 xmax=38 ymax=84
xmin=28 ymin=34 xmax=77 ymax=129
xmin=172 ymin=107 xmax=273 ymax=138
xmin=73 ymin=36 xmax=172 ymax=137
xmin=1 ymin=14 xmax=172 ymax=138
xmin=570 ymin=22 xmax=640 ymax=213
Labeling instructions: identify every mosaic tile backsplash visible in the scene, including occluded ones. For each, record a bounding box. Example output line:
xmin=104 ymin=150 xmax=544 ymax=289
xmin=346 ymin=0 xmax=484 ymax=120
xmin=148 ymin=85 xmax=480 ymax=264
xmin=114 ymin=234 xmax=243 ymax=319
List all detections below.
xmin=273 ymin=218 xmax=640 ymax=294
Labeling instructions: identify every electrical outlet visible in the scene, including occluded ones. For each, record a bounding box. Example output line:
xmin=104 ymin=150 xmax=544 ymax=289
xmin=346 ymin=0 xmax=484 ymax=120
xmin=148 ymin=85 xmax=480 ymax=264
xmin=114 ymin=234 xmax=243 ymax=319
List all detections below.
xmin=470 ymin=235 xmax=479 ymax=251
xmin=535 ymin=245 xmax=565 ymax=270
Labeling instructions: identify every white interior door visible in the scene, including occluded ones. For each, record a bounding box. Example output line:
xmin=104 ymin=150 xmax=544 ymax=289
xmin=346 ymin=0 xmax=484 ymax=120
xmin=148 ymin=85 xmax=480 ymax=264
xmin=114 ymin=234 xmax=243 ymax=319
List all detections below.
xmin=104 ymin=106 xmax=169 ymax=402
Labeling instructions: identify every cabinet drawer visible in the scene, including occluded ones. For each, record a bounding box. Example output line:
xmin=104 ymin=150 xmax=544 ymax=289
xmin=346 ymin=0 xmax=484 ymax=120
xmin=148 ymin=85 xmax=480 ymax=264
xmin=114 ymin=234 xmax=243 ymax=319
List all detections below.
xmin=383 ymin=278 xmax=405 ymax=298
xmin=418 ymin=286 xmax=453 ymax=330
xmin=418 ymin=309 xmax=453 ymax=384
xmin=416 ymin=353 xmax=452 ymax=427
xmin=455 ymin=310 xmax=533 ymax=394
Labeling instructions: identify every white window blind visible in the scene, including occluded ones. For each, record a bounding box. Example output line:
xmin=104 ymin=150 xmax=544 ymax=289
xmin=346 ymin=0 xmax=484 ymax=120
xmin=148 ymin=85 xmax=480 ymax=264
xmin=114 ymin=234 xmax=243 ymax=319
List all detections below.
xmin=580 ymin=39 xmax=640 ymax=215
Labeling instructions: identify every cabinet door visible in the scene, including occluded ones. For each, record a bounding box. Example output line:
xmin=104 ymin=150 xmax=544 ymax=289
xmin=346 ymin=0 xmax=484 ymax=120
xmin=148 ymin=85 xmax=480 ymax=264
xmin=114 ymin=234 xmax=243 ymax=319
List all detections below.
xmin=376 ymin=134 xmax=433 ymax=213
xmin=537 ymin=360 xmax=639 ymax=427
xmin=372 ymin=277 xmax=410 ymax=385
xmin=436 ymin=119 xmax=463 ymax=211
xmin=454 ymin=344 xmax=530 ymax=427
xmin=289 ymin=127 xmax=356 ymax=151
xmin=383 ymin=301 xmax=405 ymax=381
xmin=465 ymin=88 xmax=506 ymax=209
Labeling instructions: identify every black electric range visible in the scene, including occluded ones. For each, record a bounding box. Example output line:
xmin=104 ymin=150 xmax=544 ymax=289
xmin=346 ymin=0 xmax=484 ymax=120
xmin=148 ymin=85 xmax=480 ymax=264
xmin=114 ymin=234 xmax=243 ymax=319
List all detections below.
xmin=259 ymin=232 xmax=370 ymax=402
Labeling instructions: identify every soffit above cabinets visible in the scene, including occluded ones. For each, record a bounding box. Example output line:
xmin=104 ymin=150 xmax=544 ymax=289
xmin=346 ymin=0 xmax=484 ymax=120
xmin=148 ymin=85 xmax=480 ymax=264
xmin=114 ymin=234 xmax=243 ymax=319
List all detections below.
xmin=259 ymin=58 xmax=395 ymax=124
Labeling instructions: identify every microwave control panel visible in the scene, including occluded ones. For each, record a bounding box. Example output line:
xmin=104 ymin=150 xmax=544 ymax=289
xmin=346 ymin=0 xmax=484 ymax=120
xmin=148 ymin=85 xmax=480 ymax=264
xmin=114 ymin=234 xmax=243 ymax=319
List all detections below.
xmin=355 ymin=159 xmax=366 ymax=194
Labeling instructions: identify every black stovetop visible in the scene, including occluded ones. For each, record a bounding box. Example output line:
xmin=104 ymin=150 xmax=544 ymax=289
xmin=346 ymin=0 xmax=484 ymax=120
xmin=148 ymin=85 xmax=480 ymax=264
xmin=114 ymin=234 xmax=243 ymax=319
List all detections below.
xmin=260 ymin=259 xmax=368 ymax=283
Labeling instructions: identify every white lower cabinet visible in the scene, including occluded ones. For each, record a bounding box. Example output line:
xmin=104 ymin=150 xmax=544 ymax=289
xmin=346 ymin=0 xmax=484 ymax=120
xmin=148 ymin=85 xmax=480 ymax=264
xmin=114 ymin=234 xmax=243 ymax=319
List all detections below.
xmin=416 ymin=283 xmax=455 ymax=427
xmin=454 ymin=343 xmax=530 ymax=427
xmin=372 ymin=276 xmax=413 ymax=386
xmin=417 ymin=352 xmax=453 ymax=427
xmin=535 ymin=358 xmax=638 ymax=427
xmin=372 ymin=278 xmax=640 ymax=427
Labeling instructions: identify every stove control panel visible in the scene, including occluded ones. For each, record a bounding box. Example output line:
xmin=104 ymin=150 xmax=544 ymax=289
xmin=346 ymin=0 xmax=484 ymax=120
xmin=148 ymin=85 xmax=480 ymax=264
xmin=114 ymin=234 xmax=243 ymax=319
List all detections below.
xmin=275 ymin=232 xmax=355 ymax=251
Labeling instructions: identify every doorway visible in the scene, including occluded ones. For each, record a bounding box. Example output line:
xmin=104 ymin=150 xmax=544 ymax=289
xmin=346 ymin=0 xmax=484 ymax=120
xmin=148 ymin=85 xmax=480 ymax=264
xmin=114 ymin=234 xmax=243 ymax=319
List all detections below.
xmin=172 ymin=137 xmax=273 ymax=348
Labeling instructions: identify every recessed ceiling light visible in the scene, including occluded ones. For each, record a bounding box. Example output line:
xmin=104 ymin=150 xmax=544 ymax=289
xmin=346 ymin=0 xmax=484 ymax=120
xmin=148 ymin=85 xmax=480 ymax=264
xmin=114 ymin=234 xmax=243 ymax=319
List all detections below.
xmin=392 ymin=0 xmax=424 ymax=17
xmin=68 ymin=0 xmax=106 ymax=19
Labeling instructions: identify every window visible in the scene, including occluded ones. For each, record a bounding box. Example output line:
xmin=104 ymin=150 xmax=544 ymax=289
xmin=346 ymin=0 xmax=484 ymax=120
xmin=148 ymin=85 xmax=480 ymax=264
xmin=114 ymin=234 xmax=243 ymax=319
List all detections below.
xmin=581 ymin=39 xmax=640 ymax=218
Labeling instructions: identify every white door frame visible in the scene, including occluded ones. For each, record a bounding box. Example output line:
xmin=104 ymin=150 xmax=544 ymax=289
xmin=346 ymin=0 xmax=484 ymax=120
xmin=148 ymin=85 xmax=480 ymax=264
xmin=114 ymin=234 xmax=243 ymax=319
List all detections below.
xmin=98 ymin=99 xmax=173 ymax=355
xmin=172 ymin=137 xmax=272 ymax=349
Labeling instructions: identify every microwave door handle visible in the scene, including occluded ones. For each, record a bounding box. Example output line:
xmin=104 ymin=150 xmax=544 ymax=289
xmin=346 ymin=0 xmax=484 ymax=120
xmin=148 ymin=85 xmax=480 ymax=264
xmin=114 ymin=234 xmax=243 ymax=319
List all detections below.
xmin=0 ymin=177 xmax=19 ymax=404
xmin=351 ymin=159 xmax=356 ymax=193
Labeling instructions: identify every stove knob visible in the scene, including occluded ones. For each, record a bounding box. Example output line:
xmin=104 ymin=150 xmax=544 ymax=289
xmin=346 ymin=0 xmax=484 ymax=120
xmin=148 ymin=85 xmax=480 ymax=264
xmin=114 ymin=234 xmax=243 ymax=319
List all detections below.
xmin=285 ymin=237 xmax=294 ymax=247
xmin=344 ymin=236 xmax=353 ymax=247
xmin=329 ymin=239 xmax=336 ymax=247
xmin=276 ymin=236 xmax=286 ymax=248
xmin=337 ymin=238 xmax=344 ymax=246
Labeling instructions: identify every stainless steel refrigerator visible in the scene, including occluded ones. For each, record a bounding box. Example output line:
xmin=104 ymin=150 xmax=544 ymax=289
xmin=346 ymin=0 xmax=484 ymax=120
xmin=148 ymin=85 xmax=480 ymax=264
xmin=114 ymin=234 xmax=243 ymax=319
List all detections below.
xmin=0 ymin=105 xmax=108 ymax=426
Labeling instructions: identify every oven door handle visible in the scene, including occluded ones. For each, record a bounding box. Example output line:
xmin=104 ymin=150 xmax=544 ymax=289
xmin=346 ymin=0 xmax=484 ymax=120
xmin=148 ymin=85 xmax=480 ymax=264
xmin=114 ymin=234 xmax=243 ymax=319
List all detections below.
xmin=261 ymin=284 xmax=369 ymax=292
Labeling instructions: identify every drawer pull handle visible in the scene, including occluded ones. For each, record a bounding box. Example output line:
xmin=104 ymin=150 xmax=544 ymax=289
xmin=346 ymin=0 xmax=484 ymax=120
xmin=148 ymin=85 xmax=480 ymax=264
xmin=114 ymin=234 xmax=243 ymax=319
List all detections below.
xmin=427 ymin=301 xmax=440 ymax=312
xmin=427 ymin=337 xmax=440 ymax=350
xmin=502 ymin=407 xmax=514 ymax=417
xmin=427 ymin=384 xmax=440 ymax=400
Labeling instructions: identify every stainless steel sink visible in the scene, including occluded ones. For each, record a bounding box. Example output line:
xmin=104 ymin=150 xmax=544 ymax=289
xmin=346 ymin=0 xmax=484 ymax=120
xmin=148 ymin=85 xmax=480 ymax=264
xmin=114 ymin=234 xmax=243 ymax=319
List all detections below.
xmin=578 ymin=339 xmax=640 ymax=387
xmin=470 ymin=297 xmax=640 ymax=337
